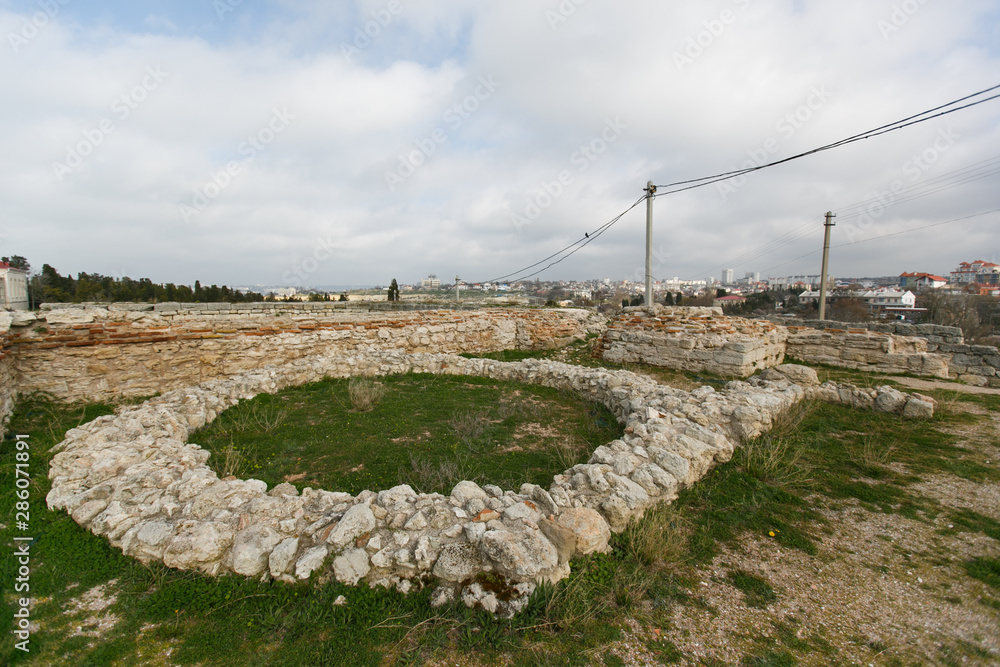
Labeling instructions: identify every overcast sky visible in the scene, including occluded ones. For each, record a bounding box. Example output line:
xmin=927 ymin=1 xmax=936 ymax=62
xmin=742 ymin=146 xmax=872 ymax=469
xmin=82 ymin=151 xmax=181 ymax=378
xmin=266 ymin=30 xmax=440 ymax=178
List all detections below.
xmin=2 ymin=0 xmax=998 ymax=289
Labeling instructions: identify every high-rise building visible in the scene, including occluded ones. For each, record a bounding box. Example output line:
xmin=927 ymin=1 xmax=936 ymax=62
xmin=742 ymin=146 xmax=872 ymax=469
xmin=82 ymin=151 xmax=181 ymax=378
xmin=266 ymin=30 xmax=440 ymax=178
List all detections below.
xmin=722 ymin=268 xmax=734 ymax=284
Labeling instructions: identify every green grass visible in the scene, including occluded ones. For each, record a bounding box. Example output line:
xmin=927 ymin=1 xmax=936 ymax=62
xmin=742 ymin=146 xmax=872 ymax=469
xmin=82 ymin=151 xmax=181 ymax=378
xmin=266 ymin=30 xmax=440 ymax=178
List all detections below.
xmin=190 ymin=373 xmax=623 ymax=496
xmin=2 ymin=356 xmax=997 ymax=666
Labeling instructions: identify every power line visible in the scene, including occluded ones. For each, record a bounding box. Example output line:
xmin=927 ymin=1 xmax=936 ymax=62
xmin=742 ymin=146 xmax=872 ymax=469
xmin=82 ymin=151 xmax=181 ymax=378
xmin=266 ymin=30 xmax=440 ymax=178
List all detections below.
xmin=701 ymin=154 xmax=1000 ymax=281
xmin=478 ymin=84 xmax=1000 ymax=286
xmin=652 ymin=84 xmax=1000 ymax=197
xmin=482 ymin=195 xmax=646 ymax=284
xmin=756 ymin=208 xmax=1000 ymax=275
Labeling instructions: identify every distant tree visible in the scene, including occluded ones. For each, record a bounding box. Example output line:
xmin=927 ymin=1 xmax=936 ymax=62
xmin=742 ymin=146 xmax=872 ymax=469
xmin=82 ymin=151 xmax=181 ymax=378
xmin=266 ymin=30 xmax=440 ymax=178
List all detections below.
xmin=629 ymin=295 xmax=643 ymax=307
xmin=308 ymin=292 xmax=325 ymax=302
xmin=339 ymin=292 xmax=349 ymax=302
xmin=621 ymin=298 xmax=629 ymax=308
xmin=1 ymin=255 xmax=30 ymax=271
xmin=663 ymin=292 xmax=674 ymax=306
xmin=387 ymin=278 xmax=400 ymax=302
xmin=716 ymin=288 xmax=727 ymax=298
xmin=675 ymin=293 xmax=682 ymax=305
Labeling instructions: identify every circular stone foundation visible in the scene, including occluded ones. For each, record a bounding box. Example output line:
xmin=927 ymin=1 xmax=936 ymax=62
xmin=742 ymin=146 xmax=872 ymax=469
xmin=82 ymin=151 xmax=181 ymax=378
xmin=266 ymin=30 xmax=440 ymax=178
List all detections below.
xmin=48 ymin=350 xmax=837 ymax=615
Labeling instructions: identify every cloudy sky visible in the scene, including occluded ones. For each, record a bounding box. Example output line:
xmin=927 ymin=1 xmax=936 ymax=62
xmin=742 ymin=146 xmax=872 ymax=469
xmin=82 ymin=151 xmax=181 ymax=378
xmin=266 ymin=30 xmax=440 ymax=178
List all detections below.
xmin=2 ymin=0 xmax=999 ymax=289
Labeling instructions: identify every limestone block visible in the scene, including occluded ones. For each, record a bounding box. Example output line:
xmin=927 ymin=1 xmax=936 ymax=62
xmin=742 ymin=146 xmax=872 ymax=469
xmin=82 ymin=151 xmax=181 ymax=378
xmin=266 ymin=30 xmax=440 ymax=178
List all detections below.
xmin=479 ymin=526 xmax=558 ymax=580
xmin=231 ymin=525 xmax=284 ymax=576
xmin=333 ymin=548 xmax=371 ymax=586
xmin=325 ymin=504 xmax=377 ymax=550
xmin=432 ymin=543 xmax=487 ymax=582
xmin=554 ymin=507 xmax=610 ymax=554
xmin=294 ymin=545 xmax=329 ymax=579
xmin=269 ymin=537 xmax=300 ymax=577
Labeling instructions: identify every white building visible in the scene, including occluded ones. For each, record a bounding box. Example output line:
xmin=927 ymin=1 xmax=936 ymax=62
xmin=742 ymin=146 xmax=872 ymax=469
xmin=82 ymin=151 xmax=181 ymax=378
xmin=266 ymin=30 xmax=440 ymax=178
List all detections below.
xmin=420 ymin=274 xmax=441 ymax=289
xmin=722 ymin=268 xmax=734 ymax=284
xmin=861 ymin=289 xmax=916 ymax=314
xmin=951 ymin=260 xmax=999 ymax=284
xmin=0 ymin=263 xmax=29 ymax=310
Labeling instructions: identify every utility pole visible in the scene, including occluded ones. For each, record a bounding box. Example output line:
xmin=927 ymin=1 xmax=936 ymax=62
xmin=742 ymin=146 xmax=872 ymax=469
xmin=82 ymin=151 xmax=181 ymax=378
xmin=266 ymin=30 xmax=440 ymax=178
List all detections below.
xmin=455 ymin=275 xmax=461 ymax=304
xmin=818 ymin=211 xmax=836 ymax=320
xmin=645 ymin=180 xmax=656 ymax=307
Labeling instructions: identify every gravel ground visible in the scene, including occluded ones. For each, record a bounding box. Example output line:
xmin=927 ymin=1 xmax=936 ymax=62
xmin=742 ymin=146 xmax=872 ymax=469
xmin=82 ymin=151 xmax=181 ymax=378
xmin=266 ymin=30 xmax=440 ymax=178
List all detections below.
xmin=606 ymin=404 xmax=1000 ymax=667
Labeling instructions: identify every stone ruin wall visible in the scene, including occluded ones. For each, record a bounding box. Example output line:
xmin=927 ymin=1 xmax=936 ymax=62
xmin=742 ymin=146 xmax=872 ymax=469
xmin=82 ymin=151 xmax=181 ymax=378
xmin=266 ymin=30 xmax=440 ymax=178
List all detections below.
xmin=6 ymin=302 xmax=603 ymax=408
xmin=600 ymin=307 xmax=957 ymax=382
xmin=783 ymin=326 xmax=950 ymax=379
xmin=772 ymin=317 xmax=1000 ymax=388
xmin=599 ymin=306 xmax=787 ymax=377
xmin=0 ymin=313 xmax=16 ymax=437
xmin=45 ymin=350 xmax=936 ymax=616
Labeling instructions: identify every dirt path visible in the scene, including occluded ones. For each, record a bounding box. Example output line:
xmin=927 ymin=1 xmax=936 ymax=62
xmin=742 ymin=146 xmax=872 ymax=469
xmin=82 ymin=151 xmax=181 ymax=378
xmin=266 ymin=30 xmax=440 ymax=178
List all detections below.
xmin=890 ymin=375 xmax=1000 ymax=395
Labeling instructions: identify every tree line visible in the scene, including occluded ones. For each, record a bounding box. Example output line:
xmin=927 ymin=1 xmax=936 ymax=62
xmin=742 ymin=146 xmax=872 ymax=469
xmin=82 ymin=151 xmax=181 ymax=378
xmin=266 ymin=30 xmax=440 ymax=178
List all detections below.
xmin=8 ymin=258 xmax=264 ymax=306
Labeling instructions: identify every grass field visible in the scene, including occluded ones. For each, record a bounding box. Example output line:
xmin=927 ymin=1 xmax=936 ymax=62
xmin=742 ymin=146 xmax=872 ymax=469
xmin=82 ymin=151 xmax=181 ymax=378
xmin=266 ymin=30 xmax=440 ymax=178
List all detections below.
xmin=1 ymin=353 xmax=997 ymax=666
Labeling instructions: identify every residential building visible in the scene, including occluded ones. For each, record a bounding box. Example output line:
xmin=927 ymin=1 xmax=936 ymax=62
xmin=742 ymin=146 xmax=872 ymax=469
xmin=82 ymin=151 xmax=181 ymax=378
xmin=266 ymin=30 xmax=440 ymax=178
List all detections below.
xmin=420 ymin=274 xmax=441 ymax=289
xmin=722 ymin=268 xmax=734 ymax=284
xmin=899 ymin=272 xmax=948 ymax=290
xmin=951 ymin=260 xmax=999 ymax=284
xmin=0 ymin=263 xmax=30 ymax=310
xmin=860 ymin=288 xmax=916 ymax=314
xmin=713 ymin=294 xmax=746 ymax=308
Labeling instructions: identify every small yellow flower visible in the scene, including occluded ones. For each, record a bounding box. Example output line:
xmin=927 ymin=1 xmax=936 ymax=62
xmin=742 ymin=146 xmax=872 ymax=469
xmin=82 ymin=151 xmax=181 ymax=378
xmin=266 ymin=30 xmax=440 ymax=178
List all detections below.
xmin=768 ymin=531 xmax=775 ymax=537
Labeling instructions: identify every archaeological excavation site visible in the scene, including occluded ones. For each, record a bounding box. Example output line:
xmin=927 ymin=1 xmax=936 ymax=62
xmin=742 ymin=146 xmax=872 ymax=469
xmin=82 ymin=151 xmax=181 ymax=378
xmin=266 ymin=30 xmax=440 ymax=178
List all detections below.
xmin=3 ymin=301 xmax=999 ymax=665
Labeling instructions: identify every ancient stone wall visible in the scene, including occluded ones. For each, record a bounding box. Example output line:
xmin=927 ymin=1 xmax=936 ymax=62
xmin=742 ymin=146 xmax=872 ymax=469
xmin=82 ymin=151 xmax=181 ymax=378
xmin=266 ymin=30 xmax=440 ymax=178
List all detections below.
xmin=784 ymin=327 xmax=950 ymax=379
xmin=773 ymin=317 xmax=998 ymax=387
xmin=0 ymin=313 xmax=16 ymax=438
xmin=9 ymin=303 xmax=602 ymax=402
xmin=599 ymin=306 xmax=787 ymax=377
xmin=45 ymin=350 xmax=935 ymax=615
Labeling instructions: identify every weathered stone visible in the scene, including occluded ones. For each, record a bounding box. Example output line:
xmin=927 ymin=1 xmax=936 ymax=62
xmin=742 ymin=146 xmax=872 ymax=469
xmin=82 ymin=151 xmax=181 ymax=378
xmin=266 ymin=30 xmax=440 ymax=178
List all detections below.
xmin=294 ymin=545 xmax=329 ymax=579
xmin=269 ymin=537 xmax=300 ymax=577
xmin=902 ymin=398 xmax=934 ymax=419
xmin=432 ymin=543 xmax=487 ymax=582
xmin=479 ymin=527 xmax=558 ymax=580
xmin=555 ymin=508 xmax=611 ymax=555
xmin=231 ymin=525 xmax=283 ymax=576
xmin=333 ymin=548 xmax=371 ymax=586
xmin=451 ymin=480 xmax=488 ymax=506
xmin=326 ymin=504 xmax=376 ymax=550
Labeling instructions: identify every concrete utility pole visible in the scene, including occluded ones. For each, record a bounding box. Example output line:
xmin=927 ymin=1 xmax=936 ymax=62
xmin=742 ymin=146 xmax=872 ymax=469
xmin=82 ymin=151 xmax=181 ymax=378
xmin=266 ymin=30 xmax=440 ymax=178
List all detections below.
xmin=818 ymin=211 xmax=836 ymax=320
xmin=455 ymin=275 xmax=461 ymax=304
xmin=645 ymin=181 xmax=657 ymax=307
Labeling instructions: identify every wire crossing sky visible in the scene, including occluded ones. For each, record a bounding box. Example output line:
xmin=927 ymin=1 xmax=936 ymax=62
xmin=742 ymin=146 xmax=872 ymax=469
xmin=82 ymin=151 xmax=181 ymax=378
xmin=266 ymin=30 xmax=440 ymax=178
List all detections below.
xmin=2 ymin=1 xmax=998 ymax=287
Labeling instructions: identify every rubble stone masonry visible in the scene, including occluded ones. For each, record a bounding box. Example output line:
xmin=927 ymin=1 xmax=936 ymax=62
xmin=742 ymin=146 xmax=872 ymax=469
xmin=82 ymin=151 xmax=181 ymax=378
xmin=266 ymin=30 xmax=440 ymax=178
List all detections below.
xmin=599 ymin=306 xmax=787 ymax=377
xmin=5 ymin=303 xmax=603 ymax=408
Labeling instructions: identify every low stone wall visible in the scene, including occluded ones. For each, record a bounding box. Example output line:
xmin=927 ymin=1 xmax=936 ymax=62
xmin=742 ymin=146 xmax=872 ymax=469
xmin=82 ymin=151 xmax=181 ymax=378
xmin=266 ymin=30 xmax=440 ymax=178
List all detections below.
xmin=599 ymin=306 xmax=787 ymax=377
xmin=46 ymin=351 xmax=935 ymax=616
xmin=785 ymin=327 xmax=950 ymax=379
xmin=774 ymin=317 xmax=998 ymax=387
xmin=10 ymin=304 xmax=602 ymax=402
xmin=0 ymin=313 xmax=16 ymax=438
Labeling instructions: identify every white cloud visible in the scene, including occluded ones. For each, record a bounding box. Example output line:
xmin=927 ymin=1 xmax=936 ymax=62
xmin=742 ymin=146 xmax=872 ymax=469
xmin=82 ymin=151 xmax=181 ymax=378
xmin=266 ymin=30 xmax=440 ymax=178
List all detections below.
xmin=1 ymin=0 xmax=998 ymax=288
